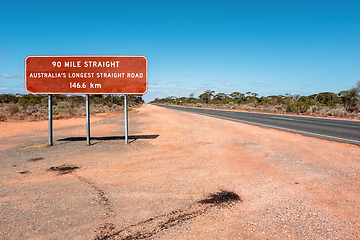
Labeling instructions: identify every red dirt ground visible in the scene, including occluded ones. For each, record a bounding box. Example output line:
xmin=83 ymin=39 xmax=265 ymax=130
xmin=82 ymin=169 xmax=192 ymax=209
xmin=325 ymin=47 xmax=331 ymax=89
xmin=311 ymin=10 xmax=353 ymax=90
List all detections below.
xmin=0 ymin=104 xmax=359 ymax=239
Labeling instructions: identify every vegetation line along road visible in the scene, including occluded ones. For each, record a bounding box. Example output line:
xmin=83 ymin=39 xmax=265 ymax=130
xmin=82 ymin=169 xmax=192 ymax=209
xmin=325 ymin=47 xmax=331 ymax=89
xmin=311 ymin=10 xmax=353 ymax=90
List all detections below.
xmin=0 ymin=94 xmax=144 ymax=121
xmin=155 ymin=104 xmax=360 ymax=146
xmin=151 ymin=82 xmax=360 ymax=120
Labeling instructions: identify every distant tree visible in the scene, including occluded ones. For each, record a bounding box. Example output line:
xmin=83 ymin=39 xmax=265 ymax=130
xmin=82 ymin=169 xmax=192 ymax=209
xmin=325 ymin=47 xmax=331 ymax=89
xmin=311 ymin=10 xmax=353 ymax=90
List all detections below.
xmin=293 ymin=94 xmax=301 ymax=101
xmin=128 ymin=95 xmax=144 ymax=104
xmin=251 ymin=92 xmax=258 ymax=98
xmin=309 ymin=92 xmax=338 ymax=106
xmin=230 ymin=92 xmax=244 ymax=104
xmin=338 ymin=88 xmax=359 ymax=112
xmin=199 ymin=90 xmax=215 ymax=104
xmin=298 ymin=96 xmax=308 ymax=103
xmin=0 ymin=94 xmax=17 ymax=103
xmin=176 ymin=97 xmax=187 ymax=105
xmin=284 ymin=93 xmax=296 ymax=104
xmin=266 ymin=95 xmax=278 ymax=105
xmin=212 ymin=92 xmax=227 ymax=103
xmin=187 ymin=93 xmax=195 ymax=103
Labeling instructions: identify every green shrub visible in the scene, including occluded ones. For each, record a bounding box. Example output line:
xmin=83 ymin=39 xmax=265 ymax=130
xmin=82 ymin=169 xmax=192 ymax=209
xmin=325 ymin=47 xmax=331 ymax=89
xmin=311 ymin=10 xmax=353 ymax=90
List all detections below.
xmin=286 ymin=102 xmax=309 ymax=113
xmin=8 ymin=104 xmax=19 ymax=115
xmin=307 ymin=105 xmax=318 ymax=113
xmin=0 ymin=114 xmax=6 ymax=121
xmin=286 ymin=103 xmax=296 ymax=112
xmin=327 ymin=109 xmax=335 ymax=116
xmin=309 ymin=99 xmax=317 ymax=105
xmin=298 ymin=96 xmax=308 ymax=103
xmin=246 ymin=106 xmax=256 ymax=111
xmin=17 ymin=98 xmax=29 ymax=107
xmin=195 ymin=103 xmax=203 ymax=107
xmin=29 ymin=98 xmax=39 ymax=106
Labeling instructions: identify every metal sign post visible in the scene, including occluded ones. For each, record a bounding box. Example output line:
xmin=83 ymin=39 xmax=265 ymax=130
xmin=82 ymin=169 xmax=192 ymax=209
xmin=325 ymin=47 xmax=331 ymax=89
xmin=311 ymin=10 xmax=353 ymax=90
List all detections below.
xmin=48 ymin=94 xmax=53 ymax=146
xmin=124 ymin=94 xmax=128 ymax=144
xmin=86 ymin=94 xmax=91 ymax=146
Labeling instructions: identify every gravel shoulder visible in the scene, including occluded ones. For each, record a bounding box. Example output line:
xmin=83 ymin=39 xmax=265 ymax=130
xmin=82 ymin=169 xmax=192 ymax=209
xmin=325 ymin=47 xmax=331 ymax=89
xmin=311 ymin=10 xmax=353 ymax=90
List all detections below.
xmin=1 ymin=104 xmax=359 ymax=239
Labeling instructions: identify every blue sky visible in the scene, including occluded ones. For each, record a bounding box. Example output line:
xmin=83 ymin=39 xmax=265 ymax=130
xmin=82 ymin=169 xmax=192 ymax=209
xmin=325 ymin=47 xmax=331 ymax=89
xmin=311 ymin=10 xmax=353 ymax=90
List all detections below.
xmin=1 ymin=0 xmax=359 ymax=102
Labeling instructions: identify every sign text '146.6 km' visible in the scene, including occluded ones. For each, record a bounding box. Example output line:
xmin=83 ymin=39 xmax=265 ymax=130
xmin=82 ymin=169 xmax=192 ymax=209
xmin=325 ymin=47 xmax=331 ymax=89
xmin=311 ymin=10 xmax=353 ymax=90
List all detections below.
xmin=70 ymin=82 xmax=102 ymax=89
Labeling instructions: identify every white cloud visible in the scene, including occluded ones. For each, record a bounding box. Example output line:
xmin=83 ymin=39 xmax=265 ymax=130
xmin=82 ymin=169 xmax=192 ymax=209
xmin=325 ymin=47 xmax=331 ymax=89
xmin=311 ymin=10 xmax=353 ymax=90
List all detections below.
xmin=0 ymin=74 xmax=11 ymax=78
xmin=0 ymin=74 xmax=24 ymax=79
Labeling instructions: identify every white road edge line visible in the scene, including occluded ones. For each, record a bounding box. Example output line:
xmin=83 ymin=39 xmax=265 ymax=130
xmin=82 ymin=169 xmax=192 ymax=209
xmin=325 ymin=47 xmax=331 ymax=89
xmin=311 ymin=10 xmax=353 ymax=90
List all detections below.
xmin=195 ymin=112 xmax=360 ymax=145
xmin=270 ymin=116 xmax=295 ymax=121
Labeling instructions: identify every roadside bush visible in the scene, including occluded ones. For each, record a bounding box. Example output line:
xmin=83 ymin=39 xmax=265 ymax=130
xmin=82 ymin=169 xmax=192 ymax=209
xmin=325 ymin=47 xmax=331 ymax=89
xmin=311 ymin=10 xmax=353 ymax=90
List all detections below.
xmin=246 ymin=106 xmax=256 ymax=111
xmin=309 ymin=99 xmax=317 ymax=105
xmin=300 ymin=103 xmax=310 ymax=113
xmin=56 ymin=101 xmax=70 ymax=109
xmin=91 ymin=105 xmax=106 ymax=114
xmin=29 ymin=98 xmax=40 ymax=106
xmin=306 ymin=105 xmax=318 ymax=114
xmin=17 ymin=98 xmax=29 ymax=108
xmin=8 ymin=104 xmax=19 ymax=115
xmin=0 ymin=94 xmax=143 ymax=121
xmin=24 ymin=106 xmax=38 ymax=116
xmin=339 ymin=89 xmax=359 ymax=112
xmin=286 ymin=103 xmax=296 ymax=112
xmin=327 ymin=109 xmax=337 ymax=116
xmin=41 ymin=97 xmax=48 ymax=105
xmin=286 ymin=102 xmax=309 ymax=113
xmin=298 ymin=96 xmax=308 ymax=103
xmin=195 ymin=103 xmax=204 ymax=108
xmin=0 ymin=113 xmax=6 ymax=121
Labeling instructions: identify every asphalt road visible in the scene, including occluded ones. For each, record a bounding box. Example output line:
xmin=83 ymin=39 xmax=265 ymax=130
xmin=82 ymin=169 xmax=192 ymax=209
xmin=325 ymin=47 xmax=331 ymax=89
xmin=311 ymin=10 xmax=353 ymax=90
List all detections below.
xmin=154 ymin=104 xmax=360 ymax=146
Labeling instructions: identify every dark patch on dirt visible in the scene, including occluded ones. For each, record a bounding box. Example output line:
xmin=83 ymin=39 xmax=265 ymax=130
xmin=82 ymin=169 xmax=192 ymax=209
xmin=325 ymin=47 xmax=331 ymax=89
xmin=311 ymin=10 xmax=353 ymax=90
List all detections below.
xmin=198 ymin=190 xmax=241 ymax=205
xmin=94 ymin=190 xmax=241 ymax=240
xmin=48 ymin=165 xmax=80 ymax=175
xmin=18 ymin=171 xmax=29 ymax=174
xmin=28 ymin=157 xmax=45 ymax=162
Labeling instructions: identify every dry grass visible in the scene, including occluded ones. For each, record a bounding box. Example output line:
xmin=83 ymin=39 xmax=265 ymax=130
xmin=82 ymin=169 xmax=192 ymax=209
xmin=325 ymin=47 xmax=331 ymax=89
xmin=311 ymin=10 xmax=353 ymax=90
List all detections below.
xmin=0 ymin=102 xmax=129 ymax=122
xmin=175 ymin=103 xmax=360 ymax=120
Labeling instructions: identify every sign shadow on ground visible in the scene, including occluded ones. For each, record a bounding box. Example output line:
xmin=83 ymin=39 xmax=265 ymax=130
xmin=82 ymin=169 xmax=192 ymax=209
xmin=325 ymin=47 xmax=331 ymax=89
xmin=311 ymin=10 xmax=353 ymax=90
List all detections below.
xmin=57 ymin=134 xmax=159 ymax=144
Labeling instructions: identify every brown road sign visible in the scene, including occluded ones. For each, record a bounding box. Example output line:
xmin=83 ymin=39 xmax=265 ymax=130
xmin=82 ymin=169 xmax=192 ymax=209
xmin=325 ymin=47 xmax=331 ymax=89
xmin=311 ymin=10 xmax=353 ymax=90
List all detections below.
xmin=25 ymin=55 xmax=147 ymax=94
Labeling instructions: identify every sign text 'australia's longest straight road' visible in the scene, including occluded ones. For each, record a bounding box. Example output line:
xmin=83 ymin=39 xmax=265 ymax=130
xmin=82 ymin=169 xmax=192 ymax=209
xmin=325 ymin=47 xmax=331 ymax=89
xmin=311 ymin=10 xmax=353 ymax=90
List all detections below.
xmin=25 ymin=56 xmax=147 ymax=94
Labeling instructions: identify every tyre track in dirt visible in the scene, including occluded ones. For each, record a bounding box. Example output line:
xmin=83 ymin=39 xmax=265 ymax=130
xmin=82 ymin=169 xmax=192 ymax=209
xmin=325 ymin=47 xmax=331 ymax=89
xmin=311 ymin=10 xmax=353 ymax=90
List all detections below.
xmin=93 ymin=191 xmax=241 ymax=240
